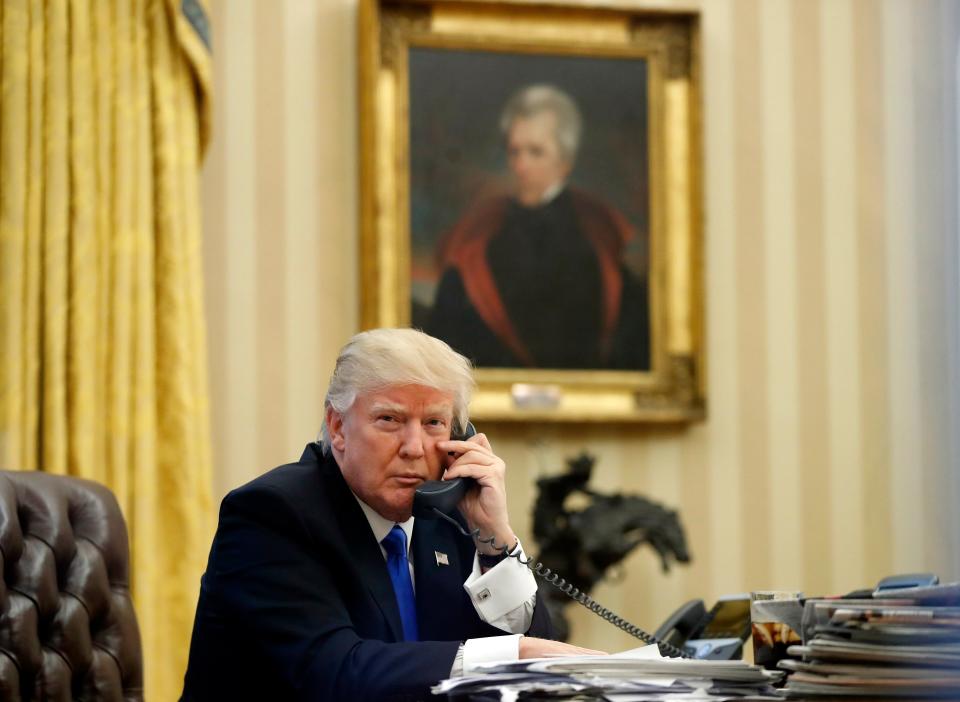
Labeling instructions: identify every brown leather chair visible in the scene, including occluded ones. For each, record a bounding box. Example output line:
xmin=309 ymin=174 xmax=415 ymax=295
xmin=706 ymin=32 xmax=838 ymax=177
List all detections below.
xmin=0 ymin=471 xmax=143 ymax=701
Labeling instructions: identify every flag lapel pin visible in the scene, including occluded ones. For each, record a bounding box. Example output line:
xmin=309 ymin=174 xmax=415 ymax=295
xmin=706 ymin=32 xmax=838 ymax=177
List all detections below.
xmin=435 ymin=551 xmax=449 ymax=566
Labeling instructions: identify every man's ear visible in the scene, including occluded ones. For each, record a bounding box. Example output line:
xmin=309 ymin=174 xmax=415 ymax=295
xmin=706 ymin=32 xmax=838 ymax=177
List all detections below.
xmin=326 ymin=406 xmax=347 ymax=452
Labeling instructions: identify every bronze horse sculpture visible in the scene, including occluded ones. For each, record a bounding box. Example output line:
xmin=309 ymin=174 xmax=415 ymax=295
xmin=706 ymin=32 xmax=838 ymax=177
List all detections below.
xmin=531 ymin=453 xmax=691 ymax=641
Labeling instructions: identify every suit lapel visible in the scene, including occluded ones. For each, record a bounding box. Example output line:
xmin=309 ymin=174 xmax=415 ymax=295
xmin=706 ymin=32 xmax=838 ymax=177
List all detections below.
xmin=412 ymin=517 xmax=469 ymax=640
xmin=319 ymin=453 xmax=405 ymax=642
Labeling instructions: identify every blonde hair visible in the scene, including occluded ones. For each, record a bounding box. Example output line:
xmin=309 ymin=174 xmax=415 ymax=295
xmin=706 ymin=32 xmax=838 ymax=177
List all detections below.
xmin=320 ymin=328 xmax=475 ymax=449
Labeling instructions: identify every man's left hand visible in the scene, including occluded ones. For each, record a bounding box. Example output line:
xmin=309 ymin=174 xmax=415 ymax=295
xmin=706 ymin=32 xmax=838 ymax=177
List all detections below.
xmin=437 ymin=432 xmax=516 ymax=555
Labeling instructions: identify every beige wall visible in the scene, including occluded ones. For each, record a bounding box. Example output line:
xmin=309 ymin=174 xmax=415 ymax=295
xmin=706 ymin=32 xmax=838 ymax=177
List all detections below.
xmin=201 ymin=0 xmax=960 ymax=652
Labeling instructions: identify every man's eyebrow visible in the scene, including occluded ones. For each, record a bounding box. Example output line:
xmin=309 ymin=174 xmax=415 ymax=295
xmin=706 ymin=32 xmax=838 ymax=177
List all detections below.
xmin=367 ymin=402 xmax=453 ymax=417
xmin=368 ymin=403 xmax=405 ymax=416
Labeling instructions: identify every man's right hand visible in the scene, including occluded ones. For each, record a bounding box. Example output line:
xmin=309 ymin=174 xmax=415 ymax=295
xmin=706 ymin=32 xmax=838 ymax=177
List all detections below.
xmin=519 ymin=637 xmax=607 ymax=659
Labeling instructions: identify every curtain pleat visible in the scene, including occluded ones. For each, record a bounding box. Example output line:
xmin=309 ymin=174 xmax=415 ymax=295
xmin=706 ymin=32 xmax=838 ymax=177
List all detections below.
xmin=1 ymin=2 xmax=26 ymax=468
xmin=69 ymin=0 xmax=100 ymax=483
xmin=93 ymin=0 xmax=115 ymax=496
xmin=42 ymin=0 xmax=70 ymax=477
xmin=23 ymin=0 xmax=44 ymax=473
xmin=0 ymin=0 xmax=214 ymax=699
xmin=106 ymin=0 xmax=133 ymax=515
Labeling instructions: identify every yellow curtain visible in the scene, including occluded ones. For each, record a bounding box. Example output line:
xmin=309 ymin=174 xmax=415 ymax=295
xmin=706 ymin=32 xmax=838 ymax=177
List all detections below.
xmin=0 ymin=0 xmax=214 ymax=699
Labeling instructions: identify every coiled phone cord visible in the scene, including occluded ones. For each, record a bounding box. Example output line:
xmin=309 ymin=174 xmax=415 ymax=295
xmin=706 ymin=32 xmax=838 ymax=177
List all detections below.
xmin=430 ymin=507 xmax=692 ymax=659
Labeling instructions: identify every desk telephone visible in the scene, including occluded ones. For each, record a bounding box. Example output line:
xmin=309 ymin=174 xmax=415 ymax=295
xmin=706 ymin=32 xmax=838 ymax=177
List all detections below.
xmin=413 ymin=422 xmax=700 ymax=658
xmin=653 ymin=594 xmax=752 ymax=660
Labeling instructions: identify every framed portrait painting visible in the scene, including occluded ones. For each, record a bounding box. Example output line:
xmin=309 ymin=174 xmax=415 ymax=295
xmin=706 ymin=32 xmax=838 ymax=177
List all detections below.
xmin=359 ymin=0 xmax=704 ymax=422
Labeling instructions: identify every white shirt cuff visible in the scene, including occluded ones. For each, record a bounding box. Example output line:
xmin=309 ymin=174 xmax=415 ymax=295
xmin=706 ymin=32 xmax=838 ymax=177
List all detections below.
xmin=463 ymin=538 xmax=538 ymax=623
xmin=462 ymin=634 xmax=522 ymax=675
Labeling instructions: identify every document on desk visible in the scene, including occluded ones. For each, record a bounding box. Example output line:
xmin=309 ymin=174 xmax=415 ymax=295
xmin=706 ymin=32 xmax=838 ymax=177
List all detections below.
xmin=432 ymin=644 xmax=784 ymax=701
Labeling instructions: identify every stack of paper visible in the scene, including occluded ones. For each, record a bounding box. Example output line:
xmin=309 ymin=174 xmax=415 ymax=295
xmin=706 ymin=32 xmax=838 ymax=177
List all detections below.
xmin=433 ymin=645 xmax=785 ymax=701
xmin=780 ymin=588 xmax=960 ymax=698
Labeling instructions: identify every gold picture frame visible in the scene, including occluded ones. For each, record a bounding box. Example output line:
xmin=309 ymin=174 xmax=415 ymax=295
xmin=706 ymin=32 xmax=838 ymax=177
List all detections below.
xmin=359 ymin=0 xmax=704 ymax=422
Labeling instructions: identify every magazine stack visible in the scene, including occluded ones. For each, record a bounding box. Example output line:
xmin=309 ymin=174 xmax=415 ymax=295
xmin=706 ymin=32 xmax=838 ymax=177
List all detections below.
xmin=781 ymin=582 xmax=960 ymax=698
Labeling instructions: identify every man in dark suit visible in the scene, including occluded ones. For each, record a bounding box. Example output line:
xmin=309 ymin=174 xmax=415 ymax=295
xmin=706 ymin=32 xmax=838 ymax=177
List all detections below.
xmin=181 ymin=328 xmax=600 ymax=701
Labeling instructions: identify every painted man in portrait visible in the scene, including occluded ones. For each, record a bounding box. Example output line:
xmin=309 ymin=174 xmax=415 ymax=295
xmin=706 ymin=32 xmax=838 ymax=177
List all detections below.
xmin=426 ymin=84 xmax=650 ymax=370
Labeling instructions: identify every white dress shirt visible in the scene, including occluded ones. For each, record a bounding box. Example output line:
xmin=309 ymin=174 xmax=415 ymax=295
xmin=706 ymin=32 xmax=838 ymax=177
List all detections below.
xmin=353 ymin=495 xmax=538 ymax=675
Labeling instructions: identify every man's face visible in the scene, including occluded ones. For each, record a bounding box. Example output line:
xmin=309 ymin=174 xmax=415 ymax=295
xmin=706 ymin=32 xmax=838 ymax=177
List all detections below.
xmin=326 ymin=384 xmax=454 ymax=522
xmin=506 ymin=111 xmax=572 ymax=206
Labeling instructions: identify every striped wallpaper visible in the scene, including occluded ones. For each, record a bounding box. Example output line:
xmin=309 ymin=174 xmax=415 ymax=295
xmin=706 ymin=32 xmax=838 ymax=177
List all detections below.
xmin=200 ymin=0 xmax=960 ymax=653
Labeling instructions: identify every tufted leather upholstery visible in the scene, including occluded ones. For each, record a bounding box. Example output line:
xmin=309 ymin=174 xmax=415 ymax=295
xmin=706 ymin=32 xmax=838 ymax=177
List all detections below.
xmin=0 ymin=471 xmax=143 ymax=701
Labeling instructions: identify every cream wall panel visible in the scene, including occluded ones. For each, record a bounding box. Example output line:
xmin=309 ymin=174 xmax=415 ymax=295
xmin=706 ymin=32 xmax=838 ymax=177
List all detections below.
xmin=636 ymin=437 xmax=684 ymax=623
xmin=254 ymin=1 xmax=289 ymax=474
xmin=314 ymin=0 xmax=359 ymax=374
xmin=204 ymin=0 xmax=359 ymax=498
xmin=698 ymin=0 xmax=743 ymax=599
xmin=882 ymin=0 xmax=924 ymax=572
xmin=283 ymin=0 xmax=322 ymax=457
xmin=854 ymin=0 xmax=894 ymax=584
xmin=732 ymin=0 xmax=772 ymax=592
xmin=761 ymin=0 xmax=801 ymax=588
xmin=201 ymin=0 xmax=960 ymax=656
xmin=942 ymin=0 xmax=960 ymax=579
xmin=820 ymin=0 xmax=865 ymax=592
xmin=791 ymin=0 xmax=832 ymax=597
xmin=917 ymin=0 xmax=959 ymax=578
xmin=204 ymin=0 xmax=260 ymax=499
xmin=678 ymin=428 xmax=712 ymax=605
xmin=202 ymin=0 xmax=228 ymax=495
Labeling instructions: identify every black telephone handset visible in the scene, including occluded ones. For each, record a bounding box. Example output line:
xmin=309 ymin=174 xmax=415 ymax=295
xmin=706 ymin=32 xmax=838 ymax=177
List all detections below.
xmin=412 ymin=421 xmax=477 ymax=519
xmin=412 ymin=422 xmax=690 ymax=658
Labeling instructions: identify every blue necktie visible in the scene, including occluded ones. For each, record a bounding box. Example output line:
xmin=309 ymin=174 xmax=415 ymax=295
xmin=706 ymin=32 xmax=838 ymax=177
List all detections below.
xmin=382 ymin=525 xmax=419 ymax=641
